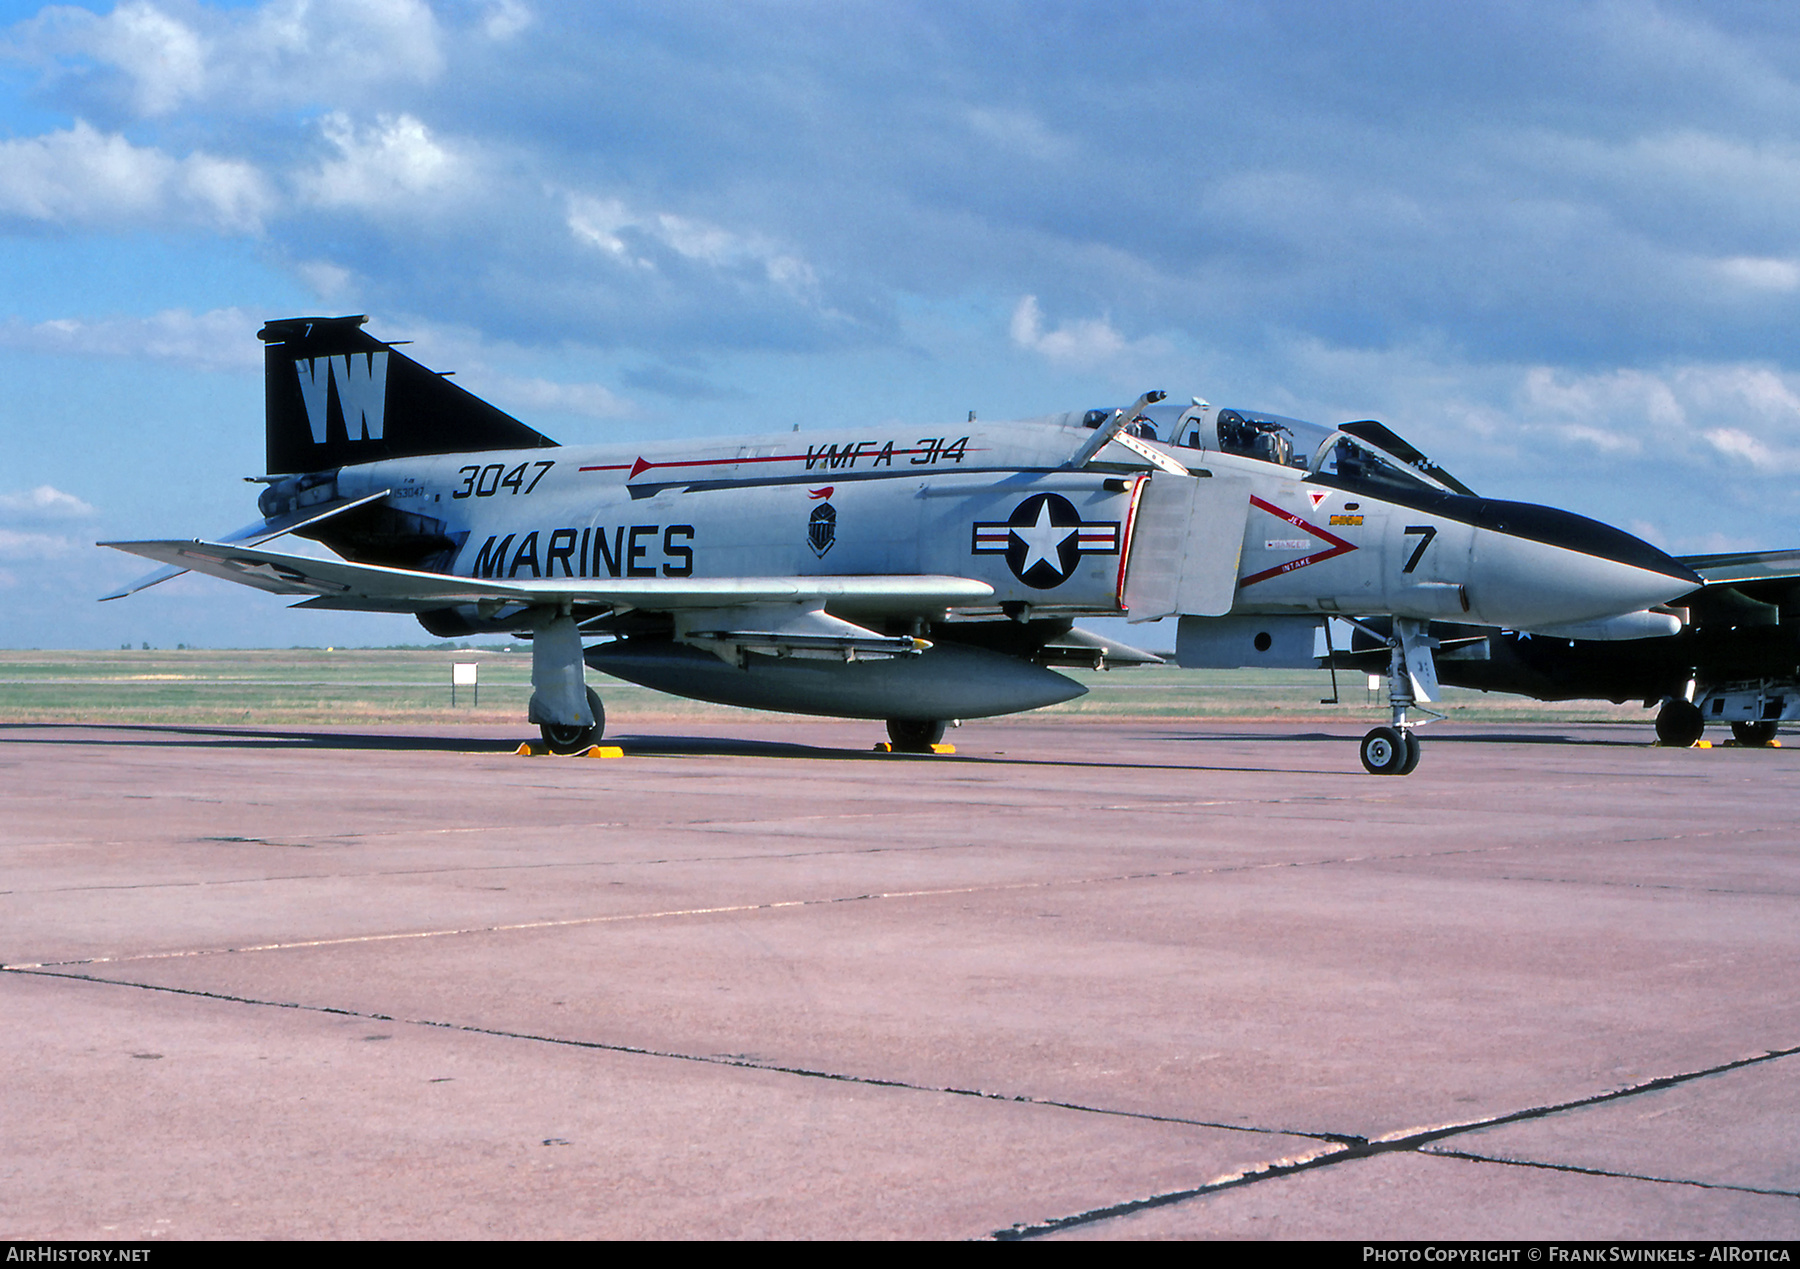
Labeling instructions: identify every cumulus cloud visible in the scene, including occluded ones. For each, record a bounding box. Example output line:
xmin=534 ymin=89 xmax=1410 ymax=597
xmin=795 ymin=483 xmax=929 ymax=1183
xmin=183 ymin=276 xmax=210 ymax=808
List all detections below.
xmin=4 ymin=0 xmax=444 ymax=119
xmin=1503 ymin=362 xmax=1800 ymax=475
xmin=0 ymin=120 xmax=271 ymax=232
xmin=566 ymin=193 xmax=821 ymax=300
xmin=0 ymin=528 xmax=83 ymax=558
xmin=1713 ymin=256 xmax=1800 ymax=293
xmin=0 ymin=308 xmax=263 ymax=372
xmin=0 ymin=485 xmax=96 ymax=519
xmin=483 ymin=375 xmax=633 ymax=420
xmin=1009 ymin=296 xmax=1164 ymax=368
xmin=481 ymin=1 xmax=533 ymax=42
xmin=302 ymin=112 xmax=467 ymax=212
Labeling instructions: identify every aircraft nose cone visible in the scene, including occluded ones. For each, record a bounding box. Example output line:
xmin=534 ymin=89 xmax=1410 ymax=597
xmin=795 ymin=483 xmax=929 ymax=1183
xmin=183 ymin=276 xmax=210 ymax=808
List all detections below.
xmin=1465 ymin=501 xmax=1700 ymax=629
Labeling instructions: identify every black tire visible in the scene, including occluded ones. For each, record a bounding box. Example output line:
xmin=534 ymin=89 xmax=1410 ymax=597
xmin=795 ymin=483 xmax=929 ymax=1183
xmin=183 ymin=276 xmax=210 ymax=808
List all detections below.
xmin=540 ymin=687 xmax=605 ymax=754
xmin=1360 ymin=726 xmax=1408 ymax=775
xmin=1732 ymin=719 xmax=1778 ymax=746
xmin=886 ymin=718 xmax=946 ymax=753
xmin=1655 ymin=699 xmax=1705 ymax=747
xmin=1398 ymin=729 xmax=1423 ymax=775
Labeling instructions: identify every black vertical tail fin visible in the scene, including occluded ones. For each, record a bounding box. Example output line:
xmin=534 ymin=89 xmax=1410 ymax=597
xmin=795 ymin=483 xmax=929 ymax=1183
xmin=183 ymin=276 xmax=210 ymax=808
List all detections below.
xmin=258 ymin=316 xmax=557 ymax=475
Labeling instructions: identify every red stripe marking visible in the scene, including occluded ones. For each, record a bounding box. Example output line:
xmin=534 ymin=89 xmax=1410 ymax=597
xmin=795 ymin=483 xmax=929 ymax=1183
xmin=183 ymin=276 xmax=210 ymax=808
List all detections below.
xmin=578 ymin=445 xmax=981 ymax=476
xmin=1238 ymin=495 xmax=1358 ymax=587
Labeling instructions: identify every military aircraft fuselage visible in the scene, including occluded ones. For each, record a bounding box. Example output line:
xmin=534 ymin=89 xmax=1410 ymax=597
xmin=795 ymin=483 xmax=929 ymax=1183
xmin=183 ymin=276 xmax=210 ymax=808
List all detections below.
xmin=306 ymin=415 xmax=1694 ymax=636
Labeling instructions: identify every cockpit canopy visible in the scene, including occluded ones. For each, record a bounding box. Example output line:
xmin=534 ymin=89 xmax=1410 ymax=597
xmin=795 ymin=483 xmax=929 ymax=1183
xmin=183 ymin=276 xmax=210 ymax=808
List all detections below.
xmin=1074 ymin=400 xmax=1472 ymax=498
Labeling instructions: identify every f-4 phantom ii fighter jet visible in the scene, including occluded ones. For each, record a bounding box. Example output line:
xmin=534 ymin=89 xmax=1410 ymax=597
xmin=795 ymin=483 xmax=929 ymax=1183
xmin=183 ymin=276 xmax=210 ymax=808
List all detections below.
xmin=103 ymin=316 xmax=1701 ymax=774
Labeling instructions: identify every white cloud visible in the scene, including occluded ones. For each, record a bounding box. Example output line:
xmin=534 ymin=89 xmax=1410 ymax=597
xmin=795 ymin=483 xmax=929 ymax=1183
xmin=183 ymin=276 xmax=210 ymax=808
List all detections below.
xmin=1009 ymin=295 xmax=1164 ymax=368
xmin=295 ymin=259 xmax=355 ymax=301
xmin=88 ymin=0 xmax=207 ymax=116
xmin=0 ymin=120 xmax=271 ymax=232
xmin=1713 ymin=256 xmax=1800 ymax=293
xmin=4 ymin=0 xmax=444 ymax=119
xmin=0 ymin=485 xmax=96 ymax=519
xmin=482 ymin=1 xmax=533 ymax=41
xmin=966 ymin=107 xmax=1072 ymax=162
xmin=487 ymin=376 xmax=634 ymax=420
xmin=303 ymin=112 xmax=465 ymax=211
xmin=1702 ymin=427 xmax=1777 ymax=468
xmin=0 ymin=528 xmax=83 ymax=558
xmin=0 ymin=307 xmax=263 ymax=372
xmin=566 ymin=193 xmax=823 ymax=299
xmin=1508 ymin=363 xmax=1800 ymax=473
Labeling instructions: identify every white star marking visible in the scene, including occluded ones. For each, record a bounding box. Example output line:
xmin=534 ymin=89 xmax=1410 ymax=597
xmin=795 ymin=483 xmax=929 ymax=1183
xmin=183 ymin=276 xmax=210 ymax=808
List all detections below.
xmin=1012 ymin=500 xmax=1077 ymax=576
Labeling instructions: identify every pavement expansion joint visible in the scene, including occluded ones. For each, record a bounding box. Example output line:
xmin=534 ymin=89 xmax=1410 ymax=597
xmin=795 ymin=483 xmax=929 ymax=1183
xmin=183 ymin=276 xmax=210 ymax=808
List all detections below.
xmin=1421 ymin=1147 xmax=1800 ymax=1200
xmin=8 ymin=849 xmax=1541 ymax=971
xmin=10 ymin=968 xmax=1800 ymax=1240
xmin=988 ymin=1043 xmax=1800 ymax=1240
xmin=5 ymin=964 xmax=1361 ymax=1143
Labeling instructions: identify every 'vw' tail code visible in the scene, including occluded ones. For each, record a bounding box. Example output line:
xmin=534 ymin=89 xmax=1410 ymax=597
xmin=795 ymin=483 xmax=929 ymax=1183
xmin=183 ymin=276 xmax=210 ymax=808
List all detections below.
xmin=296 ymin=351 xmax=389 ymax=444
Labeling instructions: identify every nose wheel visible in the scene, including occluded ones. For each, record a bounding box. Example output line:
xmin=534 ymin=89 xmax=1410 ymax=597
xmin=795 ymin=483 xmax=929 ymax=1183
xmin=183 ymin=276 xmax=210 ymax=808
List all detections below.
xmin=1361 ymin=726 xmax=1421 ymax=775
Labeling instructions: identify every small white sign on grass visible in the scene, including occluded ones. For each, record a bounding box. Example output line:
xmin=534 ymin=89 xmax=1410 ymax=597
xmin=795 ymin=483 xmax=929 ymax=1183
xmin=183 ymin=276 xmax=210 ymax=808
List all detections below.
xmin=452 ymin=661 xmax=479 ymax=706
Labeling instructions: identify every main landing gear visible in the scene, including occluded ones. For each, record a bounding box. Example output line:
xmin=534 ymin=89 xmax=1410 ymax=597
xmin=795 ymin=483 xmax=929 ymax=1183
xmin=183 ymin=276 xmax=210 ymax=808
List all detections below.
xmin=1654 ymin=698 xmax=1705 ymax=747
xmin=886 ymin=718 xmax=947 ymax=753
xmin=540 ymin=687 xmax=606 ymax=755
xmin=528 ymin=609 xmax=605 ymax=754
xmin=1733 ymin=719 xmax=1779 ymax=746
xmin=1360 ymin=617 xmax=1436 ymax=776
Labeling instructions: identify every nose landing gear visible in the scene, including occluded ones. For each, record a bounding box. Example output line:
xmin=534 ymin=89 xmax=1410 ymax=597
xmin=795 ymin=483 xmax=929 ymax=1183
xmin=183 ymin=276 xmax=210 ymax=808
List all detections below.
xmin=1360 ymin=617 xmax=1437 ymax=776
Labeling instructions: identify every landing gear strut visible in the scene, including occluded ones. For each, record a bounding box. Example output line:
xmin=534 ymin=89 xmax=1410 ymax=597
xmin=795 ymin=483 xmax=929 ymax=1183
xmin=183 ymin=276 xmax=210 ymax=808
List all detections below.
xmin=528 ymin=608 xmax=603 ymax=754
xmin=1360 ymin=618 xmax=1433 ymax=776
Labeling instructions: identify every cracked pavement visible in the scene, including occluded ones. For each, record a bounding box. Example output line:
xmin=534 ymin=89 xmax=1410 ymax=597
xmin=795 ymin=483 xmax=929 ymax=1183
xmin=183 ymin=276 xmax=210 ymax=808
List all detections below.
xmin=2 ymin=719 xmax=1798 ymax=1239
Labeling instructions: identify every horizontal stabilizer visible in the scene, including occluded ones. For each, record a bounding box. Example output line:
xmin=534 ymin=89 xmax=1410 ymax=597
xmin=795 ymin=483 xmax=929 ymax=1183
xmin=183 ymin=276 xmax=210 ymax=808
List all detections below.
xmin=98 ymin=490 xmax=391 ymax=601
xmin=99 ymin=538 xmax=995 ymax=613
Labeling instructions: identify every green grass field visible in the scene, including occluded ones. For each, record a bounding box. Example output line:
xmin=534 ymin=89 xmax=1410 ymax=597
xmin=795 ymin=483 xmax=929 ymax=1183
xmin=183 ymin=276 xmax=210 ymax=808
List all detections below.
xmin=0 ymin=647 xmax=1652 ymax=728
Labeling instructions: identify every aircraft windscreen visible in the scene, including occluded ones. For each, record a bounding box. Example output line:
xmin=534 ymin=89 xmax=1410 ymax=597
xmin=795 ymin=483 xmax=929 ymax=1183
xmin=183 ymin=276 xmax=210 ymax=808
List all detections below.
xmin=1314 ymin=434 xmax=1441 ymax=496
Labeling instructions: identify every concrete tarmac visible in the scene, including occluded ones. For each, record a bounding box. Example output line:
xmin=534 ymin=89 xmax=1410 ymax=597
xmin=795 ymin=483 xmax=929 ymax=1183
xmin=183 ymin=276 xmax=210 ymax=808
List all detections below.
xmin=2 ymin=718 xmax=1797 ymax=1240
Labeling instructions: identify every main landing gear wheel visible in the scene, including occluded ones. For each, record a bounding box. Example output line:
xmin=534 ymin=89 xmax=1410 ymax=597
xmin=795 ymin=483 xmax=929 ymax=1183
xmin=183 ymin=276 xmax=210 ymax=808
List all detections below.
xmin=1360 ymin=726 xmax=1415 ymax=776
xmin=1732 ymin=719 xmax=1779 ymax=746
xmin=886 ymin=718 xmax=946 ymax=753
xmin=540 ymin=687 xmax=606 ymax=755
xmin=1655 ymin=699 xmax=1705 ymax=747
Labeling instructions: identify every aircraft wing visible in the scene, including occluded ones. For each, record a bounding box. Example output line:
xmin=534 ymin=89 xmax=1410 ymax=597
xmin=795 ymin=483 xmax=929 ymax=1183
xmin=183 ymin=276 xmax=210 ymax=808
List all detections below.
xmin=1677 ymin=547 xmax=1800 ymax=587
xmin=100 ymin=537 xmax=996 ymax=612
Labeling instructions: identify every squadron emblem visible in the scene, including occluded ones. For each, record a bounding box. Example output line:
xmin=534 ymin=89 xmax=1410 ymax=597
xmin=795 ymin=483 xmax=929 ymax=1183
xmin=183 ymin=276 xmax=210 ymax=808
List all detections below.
xmin=971 ymin=492 xmax=1121 ymax=589
xmin=807 ymin=486 xmax=836 ymax=558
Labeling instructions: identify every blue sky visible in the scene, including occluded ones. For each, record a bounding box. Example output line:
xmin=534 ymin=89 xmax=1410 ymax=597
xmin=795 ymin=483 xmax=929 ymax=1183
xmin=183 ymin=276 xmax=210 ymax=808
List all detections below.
xmin=3 ymin=0 xmax=1800 ymax=647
